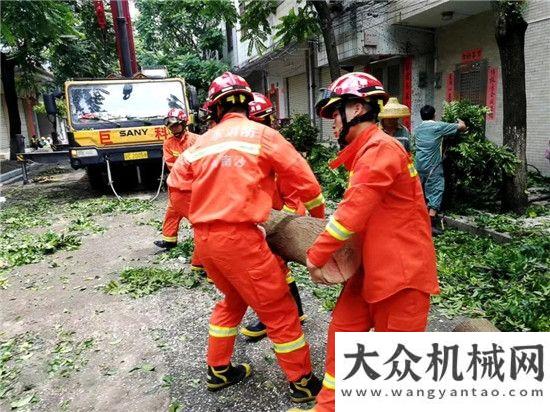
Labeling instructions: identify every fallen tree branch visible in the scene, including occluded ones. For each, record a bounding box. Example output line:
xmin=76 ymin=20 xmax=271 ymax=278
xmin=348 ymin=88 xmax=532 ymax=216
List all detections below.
xmin=453 ymin=318 xmax=500 ymax=332
xmin=262 ymin=210 xmax=361 ymax=283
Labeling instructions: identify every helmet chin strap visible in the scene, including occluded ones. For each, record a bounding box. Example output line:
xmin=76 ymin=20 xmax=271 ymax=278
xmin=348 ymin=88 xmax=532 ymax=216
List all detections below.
xmin=337 ymin=103 xmax=375 ymax=149
xmin=337 ymin=105 xmax=349 ymax=149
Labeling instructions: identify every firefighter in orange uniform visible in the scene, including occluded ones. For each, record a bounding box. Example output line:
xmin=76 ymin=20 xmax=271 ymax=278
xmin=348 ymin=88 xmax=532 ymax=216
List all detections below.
xmin=240 ymin=92 xmax=325 ymax=340
xmin=289 ymin=73 xmax=439 ymax=412
xmin=154 ymin=109 xmax=205 ymax=272
xmin=167 ymin=72 xmax=323 ymax=402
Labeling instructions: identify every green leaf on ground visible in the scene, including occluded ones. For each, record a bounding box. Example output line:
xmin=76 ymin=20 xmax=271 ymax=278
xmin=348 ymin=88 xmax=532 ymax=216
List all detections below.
xmin=104 ymin=266 xmax=201 ymax=298
xmin=10 ymin=393 xmax=36 ymax=409
xmin=129 ymin=363 xmax=155 ymax=373
xmin=168 ymin=400 xmax=183 ymax=412
xmin=162 ymin=375 xmax=174 ymax=387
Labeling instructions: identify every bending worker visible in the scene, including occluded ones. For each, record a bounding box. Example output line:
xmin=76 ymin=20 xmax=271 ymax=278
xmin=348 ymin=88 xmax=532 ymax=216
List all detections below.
xmin=168 ymin=72 xmax=323 ymax=403
xmin=291 ymin=73 xmax=439 ymax=412
xmin=413 ymin=104 xmax=466 ymax=235
xmin=240 ymin=92 xmax=325 ymax=340
xmin=154 ymin=109 xmax=204 ymax=272
xmin=378 ymin=97 xmax=411 ymax=152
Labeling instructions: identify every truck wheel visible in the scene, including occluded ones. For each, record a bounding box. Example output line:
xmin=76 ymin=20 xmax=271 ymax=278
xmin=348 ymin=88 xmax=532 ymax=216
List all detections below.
xmin=86 ymin=165 xmax=105 ymax=191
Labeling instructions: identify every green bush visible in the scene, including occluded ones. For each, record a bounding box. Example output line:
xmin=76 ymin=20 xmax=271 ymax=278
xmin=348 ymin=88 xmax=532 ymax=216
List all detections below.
xmin=278 ymin=114 xmax=347 ymax=202
xmin=434 ymin=229 xmax=549 ymax=331
xmin=279 ymin=114 xmax=319 ymax=154
xmin=307 ymin=144 xmax=347 ymax=202
xmin=441 ymin=101 xmax=520 ymax=209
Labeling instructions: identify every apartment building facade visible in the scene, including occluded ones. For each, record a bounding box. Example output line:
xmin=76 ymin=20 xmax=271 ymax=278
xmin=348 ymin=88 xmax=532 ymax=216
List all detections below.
xmin=224 ymin=0 xmax=549 ymax=175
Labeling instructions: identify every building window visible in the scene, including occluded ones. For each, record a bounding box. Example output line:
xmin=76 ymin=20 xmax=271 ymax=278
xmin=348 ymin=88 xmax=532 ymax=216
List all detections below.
xmin=386 ymin=64 xmax=401 ymax=98
xmin=373 ymin=67 xmax=384 ymax=85
xmin=371 ymin=59 xmax=402 ymax=101
xmin=226 ymin=22 xmax=233 ymax=52
xmin=454 ymin=60 xmax=488 ymax=106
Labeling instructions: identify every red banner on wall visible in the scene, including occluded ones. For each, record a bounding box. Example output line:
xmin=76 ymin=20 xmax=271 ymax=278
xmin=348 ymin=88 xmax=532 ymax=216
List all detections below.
xmin=93 ymin=0 xmax=106 ymax=29
xmin=401 ymin=56 xmax=413 ymax=130
xmin=486 ymin=67 xmax=499 ymax=122
xmin=446 ymin=72 xmax=455 ymax=102
xmin=461 ymin=48 xmax=483 ymax=64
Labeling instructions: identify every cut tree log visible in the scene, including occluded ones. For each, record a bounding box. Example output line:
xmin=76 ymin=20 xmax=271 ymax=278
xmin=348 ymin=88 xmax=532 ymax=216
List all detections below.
xmin=453 ymin=318 xmax=500 ymax=332
xmin=261 ymin=210 xmax=361 ymax=284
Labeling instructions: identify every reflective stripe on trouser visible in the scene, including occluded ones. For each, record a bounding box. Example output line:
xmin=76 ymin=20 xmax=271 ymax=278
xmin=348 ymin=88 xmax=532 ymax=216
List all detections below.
xmin=315 ymin=274 xmax=431 ymax=412
xmin=195 ymin=221 xmax=312 ymax=382
xmin=162 ymin=195 xmax=184 ymax=241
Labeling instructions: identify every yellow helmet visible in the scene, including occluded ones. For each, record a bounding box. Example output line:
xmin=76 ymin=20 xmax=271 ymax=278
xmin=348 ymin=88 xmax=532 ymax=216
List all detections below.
xmin=378 ymin=97 xmax=410 ymax=119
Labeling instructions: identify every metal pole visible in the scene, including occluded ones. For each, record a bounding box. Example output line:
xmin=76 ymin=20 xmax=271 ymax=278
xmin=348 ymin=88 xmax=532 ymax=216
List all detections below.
xmin=115 ymin=0 xmax=133 ymax=77
xmin=21 ymin=161 xmax=28 ymax=185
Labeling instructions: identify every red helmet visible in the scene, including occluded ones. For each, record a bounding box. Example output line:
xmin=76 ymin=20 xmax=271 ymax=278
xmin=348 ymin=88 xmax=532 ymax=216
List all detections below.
xmin=164 ymin=108 xmax=188 ymax=127
xmin=315 ymin=72 xmax=388 ymax=119
xmin=249 ymin=92 xmax=275 ymax=123
xmin=205 ymin=72 xmax=253 ymax=110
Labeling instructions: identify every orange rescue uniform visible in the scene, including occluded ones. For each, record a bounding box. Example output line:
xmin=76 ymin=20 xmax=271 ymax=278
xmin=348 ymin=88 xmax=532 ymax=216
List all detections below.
xmin=273 ymin=177 xmax=325 ymax=218
xmin=161 ymin=131 xmax=202 ymax=266
xmin=307 ymin=124 xmax=439 ymax=411
xmin=161 ymin=131 xmax=197 ymax=242
xmin=168 ymin=112 xmax=324 ymax=381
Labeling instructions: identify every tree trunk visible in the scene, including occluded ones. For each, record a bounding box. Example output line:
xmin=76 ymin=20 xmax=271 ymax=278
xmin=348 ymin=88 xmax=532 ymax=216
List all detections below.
xmin=453 ymin=318 xmax=500 ymax=332
xmin=262 ymin=210 xmax=361 ymax=283
xmin=1 ymin=52 xmax=22 ymax=160
xmin=309 ymin=0 xmax=340 ymax=81
xmin=493 ymin=2 xmax=528 ymax=213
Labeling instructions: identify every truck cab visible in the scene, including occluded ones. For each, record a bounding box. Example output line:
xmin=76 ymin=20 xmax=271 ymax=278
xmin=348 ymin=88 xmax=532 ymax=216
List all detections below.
xmin=65 ymin=77 xmax=193 ymax=189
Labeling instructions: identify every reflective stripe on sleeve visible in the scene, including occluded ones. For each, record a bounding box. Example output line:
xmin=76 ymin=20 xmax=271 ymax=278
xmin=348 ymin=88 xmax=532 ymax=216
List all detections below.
xmin=408 ymin=162 xmax=418 ymax=177
xmin=208 ymin=324 xmax=238 ymax=338
xmin=304 ymin=193 xmax=325 ymax=210
xmin=282 ymin=204 xmax=297 ymax=214
xmin=323 ymin=372 xmax=335 ymax=390
xmin=347 ymin=171 xmax=354 ymax=188
xmin=183 ymin=141 xmax=261 ymax=163
xmin=273 ymin=334 xmax=306 ymax=354
xmin=325 ymin=216 xmax=354 ymax=241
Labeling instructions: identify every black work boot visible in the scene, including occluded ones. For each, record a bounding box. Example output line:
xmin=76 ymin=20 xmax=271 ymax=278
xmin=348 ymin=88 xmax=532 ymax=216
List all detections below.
xmin=289 ymin=372 xmax=322 ymax=403
xmin=430 ymin=215 xmax=444 ymax=237
xmin=207 ymin=363 xmax=252 ymax=392
xmin=153 ymin=240 xmax=177 ymax=249
xmin=240 ymin=319 xmax=267 ymax=340
xmin=191 ymin=265 xmax=213 ymax=283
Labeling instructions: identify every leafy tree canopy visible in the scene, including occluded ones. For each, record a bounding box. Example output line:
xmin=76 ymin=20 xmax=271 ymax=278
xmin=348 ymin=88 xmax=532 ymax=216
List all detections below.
xmin=49 ymin=1 xmax=119 ymax=87
xmin=240 ymin=0 xmax=321 ymax=56
xmin=135 ymin=0 xmax=237 ymax=96
xmin=1 ymin=0 xmax=76 ymax=94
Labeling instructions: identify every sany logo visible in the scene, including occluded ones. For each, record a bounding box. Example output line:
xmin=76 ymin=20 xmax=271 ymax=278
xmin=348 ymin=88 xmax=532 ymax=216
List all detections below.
xmin=119 ymin=129 xmax=148 ymax=137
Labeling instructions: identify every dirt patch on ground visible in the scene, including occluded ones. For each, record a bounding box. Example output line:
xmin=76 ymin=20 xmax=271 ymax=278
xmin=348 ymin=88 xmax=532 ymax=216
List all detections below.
xmin=1 ymin=166 xmax=459 ymax=412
